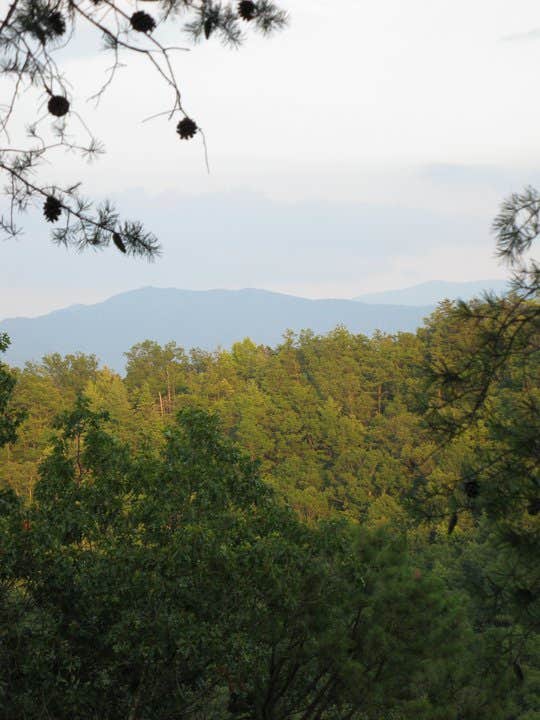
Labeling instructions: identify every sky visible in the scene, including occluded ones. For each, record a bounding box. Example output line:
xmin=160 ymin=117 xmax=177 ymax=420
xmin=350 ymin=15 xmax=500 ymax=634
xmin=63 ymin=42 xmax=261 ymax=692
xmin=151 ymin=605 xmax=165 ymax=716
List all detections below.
xmin=2 ymin=0 xmax=540 ymax=318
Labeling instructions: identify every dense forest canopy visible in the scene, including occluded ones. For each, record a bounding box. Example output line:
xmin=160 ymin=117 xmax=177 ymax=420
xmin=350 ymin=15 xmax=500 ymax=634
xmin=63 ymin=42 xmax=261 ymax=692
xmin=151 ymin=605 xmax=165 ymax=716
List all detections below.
xmin=1 ymin=283 xmax=539 ymax=718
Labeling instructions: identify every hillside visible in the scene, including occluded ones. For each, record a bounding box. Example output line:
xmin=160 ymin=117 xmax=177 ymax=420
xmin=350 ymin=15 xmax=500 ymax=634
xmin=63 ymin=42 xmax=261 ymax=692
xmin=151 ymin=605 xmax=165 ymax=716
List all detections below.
xmin=0 ymin=287 xmax=433 ymax=370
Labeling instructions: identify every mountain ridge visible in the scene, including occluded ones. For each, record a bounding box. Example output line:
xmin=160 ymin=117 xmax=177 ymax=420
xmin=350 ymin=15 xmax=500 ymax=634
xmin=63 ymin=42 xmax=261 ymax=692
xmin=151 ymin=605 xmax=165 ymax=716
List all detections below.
xmin=1 ymin=287 xmax=434 ymax=372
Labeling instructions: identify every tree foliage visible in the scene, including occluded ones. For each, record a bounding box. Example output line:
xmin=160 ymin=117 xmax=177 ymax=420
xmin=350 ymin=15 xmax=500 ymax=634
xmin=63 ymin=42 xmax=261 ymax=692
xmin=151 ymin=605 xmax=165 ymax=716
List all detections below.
xmin=0 ymin=404 xmax=473 ymax=719
xmin=0 ymin=333 xmax=22 ymax=448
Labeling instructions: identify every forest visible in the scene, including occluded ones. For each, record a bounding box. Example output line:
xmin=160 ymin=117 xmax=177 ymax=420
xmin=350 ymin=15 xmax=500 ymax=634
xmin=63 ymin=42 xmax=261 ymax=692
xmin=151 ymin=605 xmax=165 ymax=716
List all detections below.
xmin=1 ymin=0 xmax=539 ymax=716
xmin=0 ymin=284 xmax=538 ymax=719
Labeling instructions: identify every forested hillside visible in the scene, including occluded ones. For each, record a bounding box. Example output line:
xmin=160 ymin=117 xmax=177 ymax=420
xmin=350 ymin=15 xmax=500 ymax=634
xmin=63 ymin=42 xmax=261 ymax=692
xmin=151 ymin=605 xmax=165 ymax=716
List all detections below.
xmin=2 ymin=323 xmax=430 ymax=516
xmin=1 ymin=292 xmax=538 ymax=718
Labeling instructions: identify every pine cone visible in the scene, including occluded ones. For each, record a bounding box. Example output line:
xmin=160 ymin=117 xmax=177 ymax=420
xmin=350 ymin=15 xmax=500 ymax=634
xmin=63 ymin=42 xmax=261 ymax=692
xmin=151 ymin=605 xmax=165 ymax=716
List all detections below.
xmin=238 ymin=1 xmax=257 ymax=21
xmin=204 ymin=17 xmax=214 ymax=39
xmin=48 ymin=95 xmax=70 ymax=117
xmin=46 ymin=10 xmax=66 ymax=37
xmin=130 ymin=11 xmax=156 ymax=33
xmin=228 ymin=693 xmax=252 ymax=714
xmin=112 ymin=232 xmax=127 ymax=253
xmin=43 ymin=196 xmax=62 ymax=223
xmin=515 ymin=587 xmax=534 ymax=605
xmin=527 ymin=497 xmax=540 ymax=516
xmin=176 ymin=117 xmax=198 ymax=139
xmin=463 ymin=479 xmax=479 ymax=499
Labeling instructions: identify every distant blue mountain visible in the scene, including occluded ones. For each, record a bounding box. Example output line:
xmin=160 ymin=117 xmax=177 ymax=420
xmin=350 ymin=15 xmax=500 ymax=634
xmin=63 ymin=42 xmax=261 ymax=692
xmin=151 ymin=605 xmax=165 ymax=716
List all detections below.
xmin=355 ymin=279 xmax=509 ymax=306
xmin=1 ymin=287 xmax=433 ymax=372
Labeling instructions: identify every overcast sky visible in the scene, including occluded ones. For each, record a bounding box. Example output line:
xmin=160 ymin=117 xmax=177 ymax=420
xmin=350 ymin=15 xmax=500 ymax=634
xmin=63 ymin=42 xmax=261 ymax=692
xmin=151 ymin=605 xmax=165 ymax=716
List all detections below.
xmin=2 ymin=0 xmax=540 ymax=318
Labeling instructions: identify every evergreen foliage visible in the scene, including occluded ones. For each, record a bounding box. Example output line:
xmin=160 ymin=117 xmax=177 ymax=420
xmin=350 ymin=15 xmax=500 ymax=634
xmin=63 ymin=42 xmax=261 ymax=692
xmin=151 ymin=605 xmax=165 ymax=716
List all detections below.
xmin=0 ymin=333 xmax=23 ymax=449
xmin=1 ymin=404 xmax=473 ymax=719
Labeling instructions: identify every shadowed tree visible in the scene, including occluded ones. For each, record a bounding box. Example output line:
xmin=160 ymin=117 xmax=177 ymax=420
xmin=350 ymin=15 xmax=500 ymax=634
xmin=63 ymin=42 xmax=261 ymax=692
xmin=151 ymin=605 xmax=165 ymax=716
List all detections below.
xmin=0 ymin=404 xmax=475 ymax=719
xmin=414 ymin=188 xmax=539 ymax=698
xmin=0 ymin=333 xmax=23 ymax=448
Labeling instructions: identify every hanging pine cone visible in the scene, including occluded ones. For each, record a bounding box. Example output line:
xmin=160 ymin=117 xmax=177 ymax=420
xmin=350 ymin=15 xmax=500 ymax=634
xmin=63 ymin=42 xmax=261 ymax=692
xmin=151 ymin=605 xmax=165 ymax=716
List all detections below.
xmin=515 ymin=587 xmax=535 ymax=605
xmin=228 ymin=693 xmax=252 ymax=715
xmin=130 ymin=11 xmax=156 ymax=33
xmin=463 ymin=479 xmax=479 ymax=499
xmin=238 ymin=1 xmax=257 ymax=21
xmin=176 ymin=117 xmax=197 ymax=139
xmin=112 ymin=232 xmax=126 ymax=253
xmin=43 ymin=196 xmax=62 ymax=223
xmin=527 ymin=497 xmax=540 ymax=516
xmin=204 ymin=6 xmax=222 ymax=38
xmin=46 ymin=10 xmax=66 ymax=37
xmin=204 ymin=17 xmax=214 ymax=39
xmin=47 ymin=95 xmax=70 ymax=117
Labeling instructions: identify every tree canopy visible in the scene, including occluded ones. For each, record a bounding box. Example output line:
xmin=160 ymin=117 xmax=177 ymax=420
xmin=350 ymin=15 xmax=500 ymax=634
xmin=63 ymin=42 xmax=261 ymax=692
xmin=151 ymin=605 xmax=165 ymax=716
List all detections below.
xmin=1 ymin=402 xmax=476 ymax=720
xmin=1 ymin=275 xmax=539 ymax=716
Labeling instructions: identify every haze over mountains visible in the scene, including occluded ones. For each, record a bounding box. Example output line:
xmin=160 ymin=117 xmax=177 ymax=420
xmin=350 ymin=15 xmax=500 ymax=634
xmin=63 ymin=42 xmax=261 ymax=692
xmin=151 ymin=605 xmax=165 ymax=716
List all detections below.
xmin=0 ymin=280 xmax=508 ymax=371
xmin=1 ymin=288 xmax=432 ymax=371
xmin=356 ymin=279 xmax=508 ymax=305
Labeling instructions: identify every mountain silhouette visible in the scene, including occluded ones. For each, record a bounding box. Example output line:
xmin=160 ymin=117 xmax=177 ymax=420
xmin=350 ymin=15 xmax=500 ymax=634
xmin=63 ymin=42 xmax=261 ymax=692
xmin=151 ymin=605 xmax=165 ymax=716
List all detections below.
xmin=1 ymin=287 xmax=434 ymax=371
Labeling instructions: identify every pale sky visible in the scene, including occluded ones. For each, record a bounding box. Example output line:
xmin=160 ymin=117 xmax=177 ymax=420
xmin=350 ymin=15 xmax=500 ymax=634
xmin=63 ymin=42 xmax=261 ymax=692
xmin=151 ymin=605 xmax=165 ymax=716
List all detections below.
xmin=2 ymin=0 xmax=540 ymax=318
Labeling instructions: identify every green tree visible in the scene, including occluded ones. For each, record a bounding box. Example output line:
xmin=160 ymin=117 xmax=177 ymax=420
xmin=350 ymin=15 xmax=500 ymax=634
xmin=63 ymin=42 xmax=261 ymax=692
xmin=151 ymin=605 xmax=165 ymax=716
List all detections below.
xmin=0 ymin=334 xmax=22 ymax=449
xmin=26 ymin=352 xmax=99 ymax=402
xmin=1 ymin=405 xmax=473 ymax=719
xmin=125 ymin=340 xmax=190 ymax=416
xmin=414 ymin=191 xmax=540 ymax=709
xmin=85 ymin=367 xmax=133 ymax=439
xmin=0 ymin=364 xmax=62 ymax=496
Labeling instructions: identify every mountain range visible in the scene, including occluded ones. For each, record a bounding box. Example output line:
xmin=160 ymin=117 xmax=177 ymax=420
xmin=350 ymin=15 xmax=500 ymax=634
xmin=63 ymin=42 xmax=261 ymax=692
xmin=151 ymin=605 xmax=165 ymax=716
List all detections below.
xmin=1 ymin=288 xmax=433 ymax=371
xmin=0 ymin=280 xmax=508 ymax=372
xmin=355 ymin=279 xmax=508 ymax=305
